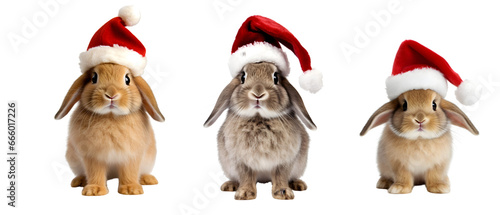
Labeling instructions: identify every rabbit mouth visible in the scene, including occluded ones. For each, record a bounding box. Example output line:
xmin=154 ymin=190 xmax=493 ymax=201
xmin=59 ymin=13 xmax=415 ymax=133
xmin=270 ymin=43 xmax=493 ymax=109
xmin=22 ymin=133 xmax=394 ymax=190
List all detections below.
xmin=93 ymin=101 xmax=129 ymax=116
xmin=253 ymin=100 xmax=262 ymax=109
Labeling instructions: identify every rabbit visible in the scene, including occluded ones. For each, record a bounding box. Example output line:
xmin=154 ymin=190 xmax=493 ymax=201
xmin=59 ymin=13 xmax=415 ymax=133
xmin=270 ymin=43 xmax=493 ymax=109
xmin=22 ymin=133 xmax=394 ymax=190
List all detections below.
xmin=204 ymin=62 xmax=316 ymax=200
xmin=360 ymin=89 xmax=479 ymax=194
xmin=55 ymin=63 xmax=164 ymax=196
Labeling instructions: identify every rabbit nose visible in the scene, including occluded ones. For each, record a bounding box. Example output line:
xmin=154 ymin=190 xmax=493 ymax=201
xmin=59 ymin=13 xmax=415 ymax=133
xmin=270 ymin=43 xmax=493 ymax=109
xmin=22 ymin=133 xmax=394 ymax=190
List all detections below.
xmin=252 ymin=93 xmax=265 ymax=99
xmin=415 ymin=119 xmax=426 ymax=124
xmin=105 ymin=86 xmax=119 ymax=100
xmin=105 ymin=94 xmax=118 ymax=100
xmin=415 ymin=112 xmax=426 ymax=124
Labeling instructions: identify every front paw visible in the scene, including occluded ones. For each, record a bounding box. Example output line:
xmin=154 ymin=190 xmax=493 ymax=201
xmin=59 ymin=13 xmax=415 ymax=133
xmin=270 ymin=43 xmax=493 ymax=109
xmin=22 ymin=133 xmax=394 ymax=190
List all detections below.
xmin=235 ymin=187 xmax=256 ymax=200
xmin=272 ymin=187 xmax=294 ymax=200
xmin=221 ymin=181 xmax=239 ymax=192
xmin=82 ymin=184 xmax=108 ymax=196
xmin=388 ymin=183 xmax=412 ymax=194
xmin=71 ymin=175 xmax=87 ymax=187
xmin=426 ymin=183 xmax=450 ymax=194
xmin=289 ymin=179 xmax=307 ymax=191
xmin=118 ymin=184 xmax=144 ymax=195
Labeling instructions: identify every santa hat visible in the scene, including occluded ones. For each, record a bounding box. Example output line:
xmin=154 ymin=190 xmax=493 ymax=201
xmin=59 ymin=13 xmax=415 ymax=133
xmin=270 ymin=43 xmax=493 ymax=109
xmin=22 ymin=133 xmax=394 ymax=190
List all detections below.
xmin=79 ymin=6 xmax=146 ymax=76
xmin=386 ymin=40 xmax=481 ymax=105
xmin=228 ymin=15 xmax=323 ymax=93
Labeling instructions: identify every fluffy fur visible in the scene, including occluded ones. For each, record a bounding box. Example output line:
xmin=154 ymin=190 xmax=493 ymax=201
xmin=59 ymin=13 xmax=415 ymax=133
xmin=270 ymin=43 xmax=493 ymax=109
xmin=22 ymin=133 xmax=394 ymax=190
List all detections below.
xmin=118 ymin=5 xmax=141 ymax=26
xmin=204 ymin=62 xmax=316 ymax=200
xmin=228 ymin=42 xmax=290 ymax=78
xmin=55 ymin=63 xmax=164 ymax=196
xmin=455 ymin=79 xmax=481 ymax=105
xmin=386 ymin=67 xmax=448 ymax=101
xmin=79 ymin=44 xmax=147 ymax=77
xmin=360 ymin=89 xmax=479 ymax=194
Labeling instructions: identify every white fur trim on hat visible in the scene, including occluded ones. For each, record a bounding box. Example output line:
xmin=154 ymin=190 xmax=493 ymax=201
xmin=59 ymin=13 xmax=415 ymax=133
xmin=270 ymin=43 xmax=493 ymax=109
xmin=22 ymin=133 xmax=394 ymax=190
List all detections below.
xmin=386 ymin=67 xmax=448 ymax=100
xmin=118 ymin=5 xmax=141 ymax=26
xmin=79 ymin=44 xmax=147 ymax=76
xmin=299 ymin=69 xmax=323 ymax=93
xmin=228 ymin=41 xmax=290 ymax=77
xmin=455 ymin=79 xmax=481 ymax=105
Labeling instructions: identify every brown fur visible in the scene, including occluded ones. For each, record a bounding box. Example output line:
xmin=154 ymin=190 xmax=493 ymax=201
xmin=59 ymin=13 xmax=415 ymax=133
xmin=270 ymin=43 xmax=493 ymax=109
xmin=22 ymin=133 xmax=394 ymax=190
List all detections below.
xmin=205 ymin=62 xmax=315 ymax=200
xmin=56 ymin=63 xmax=163 ymax=195
xmin=361 ymin=89 xmax=478 ymax=194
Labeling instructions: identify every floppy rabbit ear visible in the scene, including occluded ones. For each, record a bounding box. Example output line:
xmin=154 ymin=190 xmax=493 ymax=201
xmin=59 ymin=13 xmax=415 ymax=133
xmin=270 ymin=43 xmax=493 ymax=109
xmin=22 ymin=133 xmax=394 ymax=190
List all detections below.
xmin=204 ymin=78 xmax=240 ymax=127
xmin=440 ymin=99 xmax=479 ymax=135
xmin=134 ymin=76 xmax=165 ymax=122
xmin=281 ymin=77 xmax=317 ymax=130
xmin=360 ymin=99 xmax=398 ymax=136
xmin=54 ymin=72 xmax=90 ymax=120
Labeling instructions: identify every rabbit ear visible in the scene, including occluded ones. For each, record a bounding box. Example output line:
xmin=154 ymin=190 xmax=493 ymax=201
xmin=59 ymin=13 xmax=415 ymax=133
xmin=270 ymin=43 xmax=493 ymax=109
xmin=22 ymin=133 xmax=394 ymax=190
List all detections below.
xmin=54 ymin=72 xmax=90 ymax=120
xmin=133 ymin=76 xmax=165 ymax=122
xmin=440 ymin=99 xmax=479 ymax=135
xmin=204 ymin=78 xmax=240 ymax=127
xmin=360 ymin=99 xmax=398 ymax=136
xmin=281 ymin=78 xmax=317 ymax=130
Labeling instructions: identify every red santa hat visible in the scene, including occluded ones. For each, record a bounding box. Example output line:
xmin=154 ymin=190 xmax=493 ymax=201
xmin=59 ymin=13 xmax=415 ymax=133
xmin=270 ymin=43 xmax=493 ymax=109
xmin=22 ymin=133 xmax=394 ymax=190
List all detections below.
xmin=386 ymin=40 xmax=481 ymax=105
xmin=228 ymin=15 xmax=323 ymax=93
xmin=79 ymin=6 xmax=146 ymax=76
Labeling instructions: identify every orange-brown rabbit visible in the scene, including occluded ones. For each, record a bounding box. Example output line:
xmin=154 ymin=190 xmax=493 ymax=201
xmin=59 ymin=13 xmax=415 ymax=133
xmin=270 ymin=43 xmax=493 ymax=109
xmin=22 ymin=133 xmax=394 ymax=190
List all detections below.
xmin=55 ymin=63 xmax=164 ymax=195
xmin=360 ymin=89 xmax=478 ymax=194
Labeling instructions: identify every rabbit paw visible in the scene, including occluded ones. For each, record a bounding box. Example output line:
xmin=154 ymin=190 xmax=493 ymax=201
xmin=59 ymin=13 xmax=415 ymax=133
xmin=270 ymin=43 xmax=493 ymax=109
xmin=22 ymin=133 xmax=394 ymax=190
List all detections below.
xmin=388 ymin=183 xmax=412 ymax=194
xmin=221 ymin=181 xmax=239 ymax=191
xmin=118 ymin=184 xmax=144 ymax=195
xmin=71 ymin=175 xmax=87 ymax=187
xmin=289 ymin=179 xmax=307 ymax=191
xmin=234 ymin=187 xmax=256 ymax=200
xmin=426 ymin=183 xmax=450 ymax=194
xmin=376 ymin=177 xmax=393 ymax=189
xmin=140 ymin=174 xmax=158 ymax=185
xmin=82 ymin=184 xmax=108 ymax=196
xmin=273 ymin=187 xmax=294 ymax=200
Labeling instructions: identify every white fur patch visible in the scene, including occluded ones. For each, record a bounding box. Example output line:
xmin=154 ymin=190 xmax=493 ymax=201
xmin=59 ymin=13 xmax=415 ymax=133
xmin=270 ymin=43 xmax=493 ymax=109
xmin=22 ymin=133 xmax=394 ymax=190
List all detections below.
xmin=389 ymin=122 xmax=450 ymax=140
xmin=386 ymin=67 xmax=448 ymax=100
xmin=228 ymin=42 xmax=290 ymax=77
xmin=233 ymin=105 xmax=290 ymax=119
xmin=79 ymin=44 xmax=146 ymax=76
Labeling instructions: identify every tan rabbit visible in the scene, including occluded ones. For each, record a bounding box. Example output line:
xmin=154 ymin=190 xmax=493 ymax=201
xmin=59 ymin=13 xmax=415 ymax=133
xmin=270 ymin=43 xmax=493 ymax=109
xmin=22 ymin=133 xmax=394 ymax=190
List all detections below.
xmin=360 ymin=89 xmax=478 ymax=194
xmin=55 ymin=63 xmax=164 ymax=196
xmin=204 ymin=62 xmax=316 ymax=200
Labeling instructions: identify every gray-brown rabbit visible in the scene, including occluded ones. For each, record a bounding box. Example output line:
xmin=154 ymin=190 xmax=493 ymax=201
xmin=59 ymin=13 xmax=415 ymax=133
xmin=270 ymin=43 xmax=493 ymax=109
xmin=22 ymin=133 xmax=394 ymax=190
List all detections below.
xmin=204 ymin=62 xmax=316 ymax=200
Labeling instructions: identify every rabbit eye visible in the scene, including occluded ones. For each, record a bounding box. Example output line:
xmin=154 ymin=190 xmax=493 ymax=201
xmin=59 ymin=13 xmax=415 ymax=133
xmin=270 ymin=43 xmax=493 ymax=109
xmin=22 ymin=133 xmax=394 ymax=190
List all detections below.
xmin=273 ymin=72 xmax=279 ymax=85
xmin=240 ymin=72 xmax=246 ymax=84
xmin=402 ymin=100 xmax=408 ymax=111
xmin=91 ymin=72 xmax=98 ymax=84
xmin=125 ymin=74 xmax=130 ymax=85
xmin=432 ymin=100 xmax=437 ymax=111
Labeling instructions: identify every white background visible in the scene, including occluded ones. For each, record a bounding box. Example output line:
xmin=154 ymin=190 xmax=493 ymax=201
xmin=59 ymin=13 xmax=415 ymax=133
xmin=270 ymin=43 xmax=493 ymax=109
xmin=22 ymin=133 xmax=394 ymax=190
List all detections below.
xmin=1 ymin=0 xmax=500 ymax=214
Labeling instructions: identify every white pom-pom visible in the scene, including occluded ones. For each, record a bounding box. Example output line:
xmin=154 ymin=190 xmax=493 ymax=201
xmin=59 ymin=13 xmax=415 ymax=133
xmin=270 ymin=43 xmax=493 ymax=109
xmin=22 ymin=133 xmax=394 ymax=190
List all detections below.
xmin=455 ymin=79 xmax=481 ymax=106
xmin=299 ymin=69 xmax=323 ymax=93
xmin=118 ymin=5 xmax=141 ymax=26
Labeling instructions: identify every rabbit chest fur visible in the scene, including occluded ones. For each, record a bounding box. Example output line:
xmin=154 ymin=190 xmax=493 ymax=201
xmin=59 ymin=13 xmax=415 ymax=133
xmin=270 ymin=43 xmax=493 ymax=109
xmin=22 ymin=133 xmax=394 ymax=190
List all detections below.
xmin=378 ymin=125 xmax=452 ymax=182
xmin=67 ymin=105 xmax=155 ymax=175
xmin=218 ymin=111 xmax=308 ymax=181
